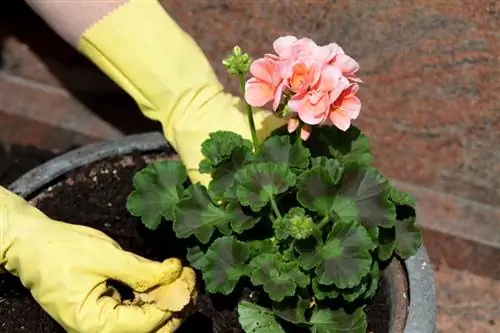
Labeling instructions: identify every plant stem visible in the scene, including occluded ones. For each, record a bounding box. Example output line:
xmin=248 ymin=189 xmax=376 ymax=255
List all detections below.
xmin=269 ymin=196 xmax=283 ymax=219
xmin=296 ymin=118 xmax=303 ymax=141
xmin=239 ymin=75 xmax=259 ymax=150
xmin=317 ymin=215 xmax=331 ymax=229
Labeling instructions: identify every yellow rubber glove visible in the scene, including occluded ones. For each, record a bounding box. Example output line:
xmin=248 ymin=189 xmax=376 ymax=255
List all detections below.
xmin=0 ymin=187 xmax=196 ymax=333
xmin=79 ymin=0 xmax=286 ymax=186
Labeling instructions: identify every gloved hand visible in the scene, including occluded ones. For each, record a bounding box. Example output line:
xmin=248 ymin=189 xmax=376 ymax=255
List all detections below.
xmin=0 ymin=1 xmax=284 ymax=333
xmin=78 ymin=0 xmax=286 ymax=186
xmin=0 ymin=187 xmax=196 ymax=333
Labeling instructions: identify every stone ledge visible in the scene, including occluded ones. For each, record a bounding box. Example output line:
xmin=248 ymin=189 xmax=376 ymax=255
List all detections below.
xmin=395 ymin=181 xmax=500 ymax=280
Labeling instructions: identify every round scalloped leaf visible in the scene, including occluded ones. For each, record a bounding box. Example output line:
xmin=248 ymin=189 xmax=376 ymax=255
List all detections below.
xmin=174 ymin=184 xmax=236 ymax=243
xmin=249 ymin=253 xmax=309 ymax=302
xmin=194 ymin=236 xmax=250 ymax=295
xmin=234 ymin=163 xmax=296 ymax=212
xmin=335 ymin=167 xmax=396 ymax=228
xmin=208 ymin=147 xmax=252 ymax=201
xmin=273 ymin=296 xmax=310 ymax=325
xmin=312 ymin=277 xmax=339 ymax=300
xmin=395 ymin=216 xmax=422 ymax=259
xmin=305 ymin=125 xmax=372 ymax=167
xmin=254 ymin=135 xmax=311 ymax=171
xmin=309 ymin=307 xmax=367 ymax=333
xmin=199 ymin=131 xmax=253 ymax=173
xmin=238 ymin=301 xmax=286 ymax=333
xmin=377 ymin=226 xmax=396 ymax=261
xmin=126 ymin=160 xmax=187 ymax=230
xmin=316 ymin=220 xmax=374 ymax=288
xmin=296 ymin=166 xmax=343 ymax=217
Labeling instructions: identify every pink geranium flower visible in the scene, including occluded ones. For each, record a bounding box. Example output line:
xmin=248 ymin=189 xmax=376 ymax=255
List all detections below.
xmin=271 ymin=36 xmax=334 ymax=76
xmin=288 ymin=65 xmax=347 ymax=125
xmin=327 ymin=83 xmax=361 ymax=131
xmin=245 ymin=57 xmax=285 ymax=110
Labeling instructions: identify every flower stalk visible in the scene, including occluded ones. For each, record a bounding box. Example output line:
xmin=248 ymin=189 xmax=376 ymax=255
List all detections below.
xmin=239 ymin=74 xmax=259 ymax=150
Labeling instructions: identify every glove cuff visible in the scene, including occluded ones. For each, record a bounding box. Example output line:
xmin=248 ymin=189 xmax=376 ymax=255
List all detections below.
xmin=77 ymin=0 xmax=223 ymax=147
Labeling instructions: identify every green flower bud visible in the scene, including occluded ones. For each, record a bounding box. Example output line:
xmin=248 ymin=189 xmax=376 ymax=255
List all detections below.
xmin=222 ymin=45 xmax=251 ymax=76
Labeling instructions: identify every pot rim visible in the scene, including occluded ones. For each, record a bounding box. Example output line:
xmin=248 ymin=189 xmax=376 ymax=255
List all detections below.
xmin=8 ymin=132 xmax=436 ymax=333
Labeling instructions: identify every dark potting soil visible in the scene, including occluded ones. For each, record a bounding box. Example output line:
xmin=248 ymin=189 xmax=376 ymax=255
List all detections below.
xmin=0 ymin=149 xmax=394 ymax=333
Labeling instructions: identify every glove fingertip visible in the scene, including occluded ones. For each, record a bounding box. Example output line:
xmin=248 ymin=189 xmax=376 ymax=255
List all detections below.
xmin=159 ymin=258 xmax=183 ymax=283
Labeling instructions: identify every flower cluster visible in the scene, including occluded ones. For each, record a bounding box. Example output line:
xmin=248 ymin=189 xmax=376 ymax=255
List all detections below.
xmin=245 ymin=36 xmax=362 ymax=140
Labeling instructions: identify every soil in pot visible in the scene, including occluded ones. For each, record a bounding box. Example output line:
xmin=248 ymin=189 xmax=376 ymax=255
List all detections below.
xmin=0 ymin=149 xmax=407 ymax=332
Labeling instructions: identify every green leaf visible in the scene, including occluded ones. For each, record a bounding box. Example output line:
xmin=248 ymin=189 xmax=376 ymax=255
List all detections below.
xmin=235 ymin=163 xmax=296 ymax=212
xmin=247 ymin=239 xmax=274 ymax=257
xmin=273 ymin=207 xmax=315 ymax=240
xmin=362 ymin=261 xmax=380 ymax=300
xmin=249 ymin=253 xmax=309 ymax=302
xmin=296 ymin=166 xmax=343 ymax=216
xmin=199 ymin=131 xmax=253 ymax=173
xmin=186 ymin=246 xmax=207 ymax=270
xmin=228 ymin=204 xmax=261 ymax=234
xmin=389 ymin=187 xmax=416 ymax=209
xmin=296 ymin=235 xmax=324 ymax=270
xmin=311 ymin=157 xmax=345 ymax=180
xmin=335 ymin=168 xmax=396 ymax=229
xmin=273 ymin=296 xmax=310 ymax=325
xmin=208 ymin=147 xmax=252 ymax=201
xmin=174 ymin=184 xmax=257 ymax=243
xmin=254 ymin=135 xmax=311 ymax=171
xmin=314 ymin=261 xmax=380 ymax=303
xmin=395 ymin=216 xmax=422 ymax=259
xmin=377 ymin=227 xmax=396 ymax=261
xmin=312 ymin=277 xmax=339 ymax=300
xmin=307 ymin=125 xmax=372 ymax=167
xmin=315 ymin=220 xmax=373 ymax=288
xmin=309 ymin=307 xmax=367 ymax=333
xmin=238 ymin=301 xmax=286 ymax=333
xmin=192 ymin=236 xmax=250 ymax=295
xmin=126 ymin=160 xmax=187 ymax=230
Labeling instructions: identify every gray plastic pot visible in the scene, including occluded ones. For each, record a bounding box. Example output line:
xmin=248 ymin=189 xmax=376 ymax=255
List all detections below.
xmin=9 ymin=132 xmax=437 ymax=333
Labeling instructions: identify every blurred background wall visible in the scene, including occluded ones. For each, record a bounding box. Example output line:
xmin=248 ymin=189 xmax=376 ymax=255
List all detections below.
xmin=1 ymin=0 xmax=499 ymax=275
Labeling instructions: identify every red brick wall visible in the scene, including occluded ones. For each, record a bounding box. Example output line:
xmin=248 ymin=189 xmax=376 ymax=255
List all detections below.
xmin=1 ymin=0 xmax=499 ymax=206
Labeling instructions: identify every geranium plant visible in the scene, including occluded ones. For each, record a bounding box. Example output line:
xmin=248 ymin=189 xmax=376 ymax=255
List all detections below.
xmin=126 ymin=36 xmax=422 ymax=332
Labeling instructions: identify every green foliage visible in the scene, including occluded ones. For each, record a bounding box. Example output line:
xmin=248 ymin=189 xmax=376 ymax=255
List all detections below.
xmin=126 ymin=160 xmax=187 ymax=230
xmin=126 ymin=124 xmax=422 ymax=333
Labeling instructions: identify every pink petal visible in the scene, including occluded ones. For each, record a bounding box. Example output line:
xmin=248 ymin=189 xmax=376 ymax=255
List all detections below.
xmin=329 ymin=110 xmax=351 ymax=131
xmin=318 ymin=65 xmax=342 ymax=91
xmin=245 ymin=78 xmax=274 ymax=107
xmin=347 ymin=75 xmax=364 ymax=83
xmin=345 ymin=83 xmax=360 ymax=96
xmin=287 ymin=118 xmax=299 ymax=133
xmin=313 ymin=45 xmax=334 ymax=63
xmin=339 ymin=96 xmax=361 ymax=119
xmin=328 ymin=76 xmax=350 ymax=103
xmin=273 ymin=36 xmax=298 ymax=57
xmin=287 ymin=94 xmax=307 ymax=113
xmin=300 ymin=125 xmax=312 ymax=141
xmin=249 ymin=58 xmax=275 ymax=83
xmin=265 ymin=53 xmax=280 ymax=60
xmin=272 ymin=81 xmax=286 ymax=111
xmin=295 ymin=94 xmax=329 ymax=125
xmin=325 ymin=43 xmax=345 ymax=55
xmin=334 ymin=54 xmax=360 ymax=75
